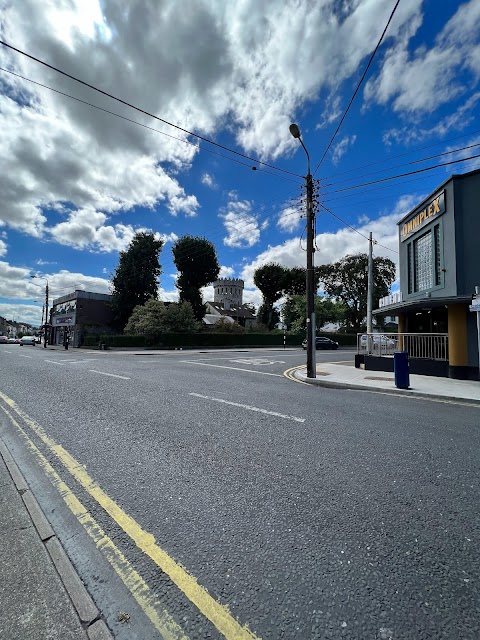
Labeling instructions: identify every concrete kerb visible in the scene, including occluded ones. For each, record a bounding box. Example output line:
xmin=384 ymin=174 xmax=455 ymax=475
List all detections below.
xmin=293 ymin=367 xmax=480 ymax=406
xmin=0 ymin=438 xmax=114 ymax=640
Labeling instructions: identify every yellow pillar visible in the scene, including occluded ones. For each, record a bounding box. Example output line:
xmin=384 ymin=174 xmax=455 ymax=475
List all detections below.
xmin=448 ymin=304 xmax=468 ymax=376
xmin=397 ymin=313 xmax=405 ymax=351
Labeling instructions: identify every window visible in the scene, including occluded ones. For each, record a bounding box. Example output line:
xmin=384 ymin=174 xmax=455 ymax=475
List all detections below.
xmin=407 ymin=243 xmax=413 ymax=294
xmin=406 ymin=223 xmax=443 ymax=295
xmin=414 ymin=231 xmax=433 ymax=291
xmin=434 ymin=224 xmax=442 ymax=286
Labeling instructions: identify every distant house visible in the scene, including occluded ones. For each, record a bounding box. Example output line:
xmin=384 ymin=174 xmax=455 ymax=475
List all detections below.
xmin=204 ymin=278 xmax=256 ymax=328
xmin=50 ymin=290 xmax=113 ymax=347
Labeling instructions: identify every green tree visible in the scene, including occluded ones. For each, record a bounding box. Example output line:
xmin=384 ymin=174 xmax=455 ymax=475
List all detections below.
xmin=172 ymin=236 xmax=220 ymax=321
xmin=317 ymin=253 xmax=396 ymax=332
xmin=211 ymin=318 xmax=245 ymax=333
xmin=111 ymin=232 xmax=163 ymax=331
xmin=253 ymin=263 xmax=287 ymax=329
xmin=282 ymin=294 xmax=346 ymax=332
xmin=125 ymin=299 xmax=200 ymax=343
xmin=283 ymin=267 xmax=322 ymax=296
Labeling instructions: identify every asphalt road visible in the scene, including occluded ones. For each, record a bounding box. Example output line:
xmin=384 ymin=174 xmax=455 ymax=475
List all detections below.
xmin=1 ymin=345 xmax=479 ymax=640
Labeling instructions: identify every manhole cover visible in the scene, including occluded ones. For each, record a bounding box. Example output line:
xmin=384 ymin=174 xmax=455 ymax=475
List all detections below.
xmin=365 ymin=376 xmax=394 ymax=381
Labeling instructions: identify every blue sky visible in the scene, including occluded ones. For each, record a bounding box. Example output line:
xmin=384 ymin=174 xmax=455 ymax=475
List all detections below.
xmin=1 ymin=0 xmax=479 ymax=325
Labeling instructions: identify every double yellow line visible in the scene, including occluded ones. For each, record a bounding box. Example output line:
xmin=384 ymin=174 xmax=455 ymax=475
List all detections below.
xmin=283 ymin=364 xmax=309 ymax=384
xmin=0 ymin=391 xmax=260 ymax=640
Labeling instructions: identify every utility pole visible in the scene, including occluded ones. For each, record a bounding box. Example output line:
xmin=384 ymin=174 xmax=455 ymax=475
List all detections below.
xmin=44 ymin=282 xmax=49 ymax=348
xmin=290 ymin=123 xmax=316 ymax=378
xmin=40 ymin=304 xmax=45 ymax=343
xmin=305 ymin=171 xmax=316 ymax=378
xmin=366 ymin=231 xmax=373 ymax=335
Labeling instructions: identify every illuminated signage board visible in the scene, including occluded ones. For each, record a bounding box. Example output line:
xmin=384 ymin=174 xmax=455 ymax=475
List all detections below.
xmin=400 ymin=191 xmax=445 ymax=242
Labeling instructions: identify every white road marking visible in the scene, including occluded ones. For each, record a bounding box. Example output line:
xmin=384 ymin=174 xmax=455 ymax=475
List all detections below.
xmin=44 ymin=359 xmax=65 ymax=365
xmin=190 ymin=393 xmax=305 ymax=423
xmin=3 ymin=350 xmax=12 ymax=353
xmin=19 ymin=354 xmax=32 ymax=358
xmin=181 ymin=361 xmax=283 ymax=377
xmin=187 ymin=353 xmax=306 ymax=362
xmin=230 ymin=358 xmax=286 ymax=365
xmin=88 ymin=369 xmax=130 ymax=380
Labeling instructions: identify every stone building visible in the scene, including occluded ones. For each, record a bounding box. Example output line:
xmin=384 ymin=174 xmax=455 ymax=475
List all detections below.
xmin=205 ymin=278 xmax=256 ymax=328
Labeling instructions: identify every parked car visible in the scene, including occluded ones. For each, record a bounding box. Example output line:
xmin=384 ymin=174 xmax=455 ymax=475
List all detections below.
xmin=0 ymin=335 xmax=8 ymax=344
xmin=360 ymin=334 xmax=396 ymax=348
xmin=7 ymin=337 xmax=18 ymax=344
xmin=302 ymin=336 xmax=339 ymax=350
xmin=19 ymin=336 xmax=37 ymax=346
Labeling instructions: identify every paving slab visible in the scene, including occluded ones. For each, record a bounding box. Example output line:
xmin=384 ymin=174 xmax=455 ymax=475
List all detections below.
xmin=0 ymin=451 xmax=89 ymax=640
xmin=295 ymin=362 xmax=480 ymax=404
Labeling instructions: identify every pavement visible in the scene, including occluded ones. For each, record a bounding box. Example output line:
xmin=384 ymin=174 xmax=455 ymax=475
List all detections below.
xmin=293 ymin=361 xmax=480 ymax=404
xmin=0 ymin=438 xmax=112 ymax=640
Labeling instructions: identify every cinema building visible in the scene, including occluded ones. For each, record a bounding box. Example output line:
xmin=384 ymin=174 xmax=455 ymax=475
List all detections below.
xmin=372 ymin=168 xmax=480 ymax=380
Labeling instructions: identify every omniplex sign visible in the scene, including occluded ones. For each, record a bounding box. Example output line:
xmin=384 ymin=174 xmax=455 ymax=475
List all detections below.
xmin=400 ymin=191 xmax=445 ymax=242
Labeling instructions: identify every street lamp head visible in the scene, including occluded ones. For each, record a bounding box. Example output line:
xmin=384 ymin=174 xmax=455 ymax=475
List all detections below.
xmin=289 ymin=123 xmax=301 ymax=139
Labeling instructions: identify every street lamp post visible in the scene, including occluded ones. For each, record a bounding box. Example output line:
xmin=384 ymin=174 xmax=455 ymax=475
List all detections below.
xmin=289 ymin=123 xmax=316 ymax=379
xmin=31 ymin=275 xmax=49 ymax=348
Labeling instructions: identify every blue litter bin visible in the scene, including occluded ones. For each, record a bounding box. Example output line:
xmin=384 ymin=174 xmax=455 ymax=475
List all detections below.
xmin=394 ymin=351 xmax=410 ymax=389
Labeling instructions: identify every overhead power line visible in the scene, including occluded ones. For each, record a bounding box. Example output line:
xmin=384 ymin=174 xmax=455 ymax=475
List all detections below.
xmin=319 ymin=203 xmax=398 ymax=254
xmin=0 ymin=39 xmax=302 ymax=179
xmin=323 ymin=142 xmax=480 ymax=189
xmin=321 ymin=126 xmax=480 ymax=181
xmin=324 ymin=152 xmax=480 ymax=195
xmin=313 ymin=0 xmax=400 ymax=175
xmin=0 ymin=67 xmax=303 ymax=186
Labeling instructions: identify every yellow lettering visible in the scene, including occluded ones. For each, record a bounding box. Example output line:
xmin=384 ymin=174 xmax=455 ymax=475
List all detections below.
xmin=428 ymin=204 xmax=433 ymax=217
xmin=407 ymin=221 xmax=413 ymax=233
xmin=402 ymin=224 xmax=407 ymax=237
xmin=432 ymin=197 xmax=440 ymax=214
xmin=419 ymin=211 xmax=426 ymax=224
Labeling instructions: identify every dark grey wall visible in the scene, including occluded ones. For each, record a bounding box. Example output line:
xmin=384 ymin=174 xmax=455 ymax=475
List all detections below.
xmin=398 ymin=179 xmax=457 ymax=300
xmin=453 ymin=171 xmax=480 ymax=297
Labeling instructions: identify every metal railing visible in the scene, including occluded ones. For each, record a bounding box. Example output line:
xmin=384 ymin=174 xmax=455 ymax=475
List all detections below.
xmin=357 ymin=333 xmax=449 ymax=360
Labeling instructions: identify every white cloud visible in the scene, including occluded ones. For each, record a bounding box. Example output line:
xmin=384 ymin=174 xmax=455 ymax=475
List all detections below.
xmin=0 ymin=261 xmax=111 ymax=302
xmin=332 ymin=135 xmax=357 ymax=165
xmin=365 ymin=0 xmax=480 ymax=114
xmin=277 ymin=206 xmax=303 ymax=233
xmin=221 ymin=198 xmax=261 ymax=248
xmin=0 ymin=0 xmax=425 ymax=246
xmin=157 ymin=232 xmax=179 ymax=244
xmin=36 ymin=259 xmax=57 ymax=265
xmin=219 ymin=265 xmax=235 ymax=278
xmin=201 ymin=172 xmax=217 ymax=188
xmin=0 ymin=240 xmax=7 ymax=257
xmin=0 ymin=303 xmax=43 ymax=326
xmin=317 ymin=95 xmax=342 ymax=130
xmin=159 ymin=287 xmax=179 ymax=302
xmin=383 ymin=92 xmax=480 ymax=146
xmin=240 ymin=197 xmax=416 ymax=290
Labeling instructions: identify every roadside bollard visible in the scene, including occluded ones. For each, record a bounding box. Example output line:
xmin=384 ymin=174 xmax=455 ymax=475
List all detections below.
xmin=394 ymin=351 xmax=410 ymax=389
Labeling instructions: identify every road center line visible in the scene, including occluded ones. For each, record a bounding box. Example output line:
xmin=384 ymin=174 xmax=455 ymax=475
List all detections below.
xmin=88 ymin=369 xmax=130 ymax=380
xmin=44 ymin=359 xmax=65 ymax=365
xmin=181 ymin=361 xmax=283 ymax=377
xmin=19 ymin=354 xmax=32 ymax=358
xmin=190 ymin=392 xmax=305 ymax=423
xmin=3 ymin=350 xmax=12 ymax=353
